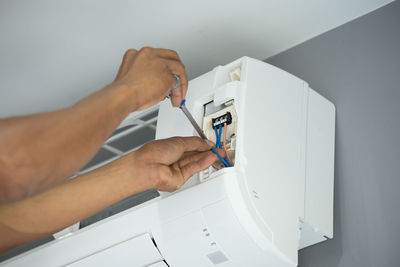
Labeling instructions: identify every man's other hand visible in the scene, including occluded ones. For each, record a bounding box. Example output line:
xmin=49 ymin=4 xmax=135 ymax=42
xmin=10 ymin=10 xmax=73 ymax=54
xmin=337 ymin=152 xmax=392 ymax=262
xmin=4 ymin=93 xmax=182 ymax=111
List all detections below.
xmin=113 ymin=47 xmax=188 ymax=110
xmin=128 ymin=137 xmax=224 ymax=192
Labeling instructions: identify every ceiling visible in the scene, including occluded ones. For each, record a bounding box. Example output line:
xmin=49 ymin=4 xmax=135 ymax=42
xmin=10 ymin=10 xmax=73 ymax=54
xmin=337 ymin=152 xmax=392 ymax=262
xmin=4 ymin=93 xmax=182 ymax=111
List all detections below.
xmin=0 ymin=0 xmax=392 ymax=117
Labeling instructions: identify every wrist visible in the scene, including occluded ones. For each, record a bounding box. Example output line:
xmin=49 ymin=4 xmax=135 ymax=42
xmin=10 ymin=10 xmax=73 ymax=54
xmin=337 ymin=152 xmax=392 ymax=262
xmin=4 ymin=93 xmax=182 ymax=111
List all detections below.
xmin=122 ymin=151 xmax=160 ymax=192
xmin=105 ymin=82 xmax=140 ymax=115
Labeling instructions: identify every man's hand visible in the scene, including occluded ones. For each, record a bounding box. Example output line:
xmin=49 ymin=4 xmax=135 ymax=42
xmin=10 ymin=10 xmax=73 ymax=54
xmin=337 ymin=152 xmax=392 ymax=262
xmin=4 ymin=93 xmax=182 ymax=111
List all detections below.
xmin=0 ymin=136 xmax=223 ymax=252
xmin=130 ymin=137 xmax=223 ymax=192
xmin=0 ymin=47 xmax=188 ymax=203
xmin=113 ymin=47 xmax=188 ymax=110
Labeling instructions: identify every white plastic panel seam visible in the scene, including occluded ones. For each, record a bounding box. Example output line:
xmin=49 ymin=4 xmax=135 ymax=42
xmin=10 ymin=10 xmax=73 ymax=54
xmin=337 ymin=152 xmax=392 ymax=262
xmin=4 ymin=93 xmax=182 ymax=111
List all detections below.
xmin=213 ymin=58 xmax=243 ymax=89
xmin=304 ymin=89 xmax=335 ymax=238
xmin=157 ymin=211 xmax=221 ymax=267
xmin=202 ymin=198 xmax=294 ymax=267
xmin=223 ymin=170 xmax=275 ymax=251
xmin=146 ymin=261 xmax=169 ymax=267
xmin=299 ymin=82 xmax=310 ymax=221
xmin=213 ymin=81 xmax=241 ymax=106
xmin=241 ymin=58 xmax=307 ymax=264
xmin=65 ymin=233 xmax=163 ymax=267
xmin=298 ymin=220 xmax=326 ymax=249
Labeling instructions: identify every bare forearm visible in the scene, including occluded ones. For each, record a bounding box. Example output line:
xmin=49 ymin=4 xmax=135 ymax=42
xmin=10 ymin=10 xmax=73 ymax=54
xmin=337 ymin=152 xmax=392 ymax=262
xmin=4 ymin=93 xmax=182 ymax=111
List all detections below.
xmin=0 ymin=47 xmax=189 ymax=203
xmin=0 ymin=84 xmax=137 ymax=201
xmin=0 ymin=151 xmax=155 ymax=252
xmin=0 ymin=136 xmax=218 ymax=253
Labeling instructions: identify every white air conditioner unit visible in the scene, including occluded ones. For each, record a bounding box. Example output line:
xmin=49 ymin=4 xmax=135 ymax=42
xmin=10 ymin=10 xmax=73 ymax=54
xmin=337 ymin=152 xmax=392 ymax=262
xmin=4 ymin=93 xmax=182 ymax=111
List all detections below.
xmin=2 ymin=57 xmax=335 ymax=267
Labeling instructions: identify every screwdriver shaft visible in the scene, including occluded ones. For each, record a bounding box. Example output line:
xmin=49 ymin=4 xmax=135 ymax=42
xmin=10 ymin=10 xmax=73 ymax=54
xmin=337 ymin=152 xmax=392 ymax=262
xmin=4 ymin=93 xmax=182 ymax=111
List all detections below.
xmin=180 ymin=103 xmax=208 ymax=140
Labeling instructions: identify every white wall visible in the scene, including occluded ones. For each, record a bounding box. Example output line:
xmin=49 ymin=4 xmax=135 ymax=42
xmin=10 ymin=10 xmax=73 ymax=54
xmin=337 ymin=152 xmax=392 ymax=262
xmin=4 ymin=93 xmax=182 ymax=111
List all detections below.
xmin=0 ymin=0 xmax=392 ymax=117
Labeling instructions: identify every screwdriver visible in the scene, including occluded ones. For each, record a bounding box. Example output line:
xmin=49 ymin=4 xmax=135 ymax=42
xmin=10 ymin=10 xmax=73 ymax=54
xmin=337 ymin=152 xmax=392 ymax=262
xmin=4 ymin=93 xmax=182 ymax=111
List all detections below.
xmin=168 ymin=75 xmax=207 ymax=139
xmin=170 ymin=75 xmax=230 ymax=167
xmin=179 ymin=99 xmax=207 ymax=139
xmin=179 ymin=99 xmax=230 ymax=167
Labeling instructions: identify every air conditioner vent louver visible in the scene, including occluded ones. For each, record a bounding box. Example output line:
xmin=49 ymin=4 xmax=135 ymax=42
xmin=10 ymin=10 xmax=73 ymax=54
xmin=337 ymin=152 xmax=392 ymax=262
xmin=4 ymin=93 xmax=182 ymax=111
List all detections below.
xmin=77 ymin=106 xmax=159 ymax=176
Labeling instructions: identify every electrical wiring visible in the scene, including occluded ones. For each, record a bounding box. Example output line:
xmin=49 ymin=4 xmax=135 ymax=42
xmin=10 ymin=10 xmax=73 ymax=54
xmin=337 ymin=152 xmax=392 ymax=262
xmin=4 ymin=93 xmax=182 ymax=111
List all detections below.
xmin=211 ymin=147 xmax=230 ymax=167
xmin=223 ymin=122 xmax=233 ymax=166
xmin=214 ymin=126 xmax=220 ymax=148
xmin=218 ymin=124 xmax=223 ymax=149
xmin=212 ymin=123 xmax=231 ymax=167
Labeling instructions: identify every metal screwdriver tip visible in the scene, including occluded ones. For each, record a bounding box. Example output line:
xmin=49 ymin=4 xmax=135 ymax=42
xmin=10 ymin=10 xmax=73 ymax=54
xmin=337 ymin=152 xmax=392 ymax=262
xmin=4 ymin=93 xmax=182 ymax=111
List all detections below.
xmin=179 ymin=101 xmax=208 ymax=140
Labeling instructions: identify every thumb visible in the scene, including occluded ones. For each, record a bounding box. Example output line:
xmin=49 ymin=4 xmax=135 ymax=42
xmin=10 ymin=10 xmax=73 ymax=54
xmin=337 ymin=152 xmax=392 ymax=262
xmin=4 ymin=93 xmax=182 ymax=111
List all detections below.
xmin=180 ymin=151 xmax=217 ymax=181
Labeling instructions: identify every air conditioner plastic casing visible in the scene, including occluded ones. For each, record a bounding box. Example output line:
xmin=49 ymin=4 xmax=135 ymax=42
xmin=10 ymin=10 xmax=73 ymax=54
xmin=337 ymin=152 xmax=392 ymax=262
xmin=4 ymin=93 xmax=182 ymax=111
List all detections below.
xmin=2 ymin=57 xmax=335 ymax=267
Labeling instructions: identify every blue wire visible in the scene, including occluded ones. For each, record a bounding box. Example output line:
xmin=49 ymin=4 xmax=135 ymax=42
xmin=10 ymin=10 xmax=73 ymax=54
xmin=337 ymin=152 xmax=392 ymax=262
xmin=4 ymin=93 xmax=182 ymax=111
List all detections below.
xmin=214 ymin=126 xmax=219 ymax=148
xmin=212 ymin=124 xmax=230 ymax=167
xmin=218 ymin=124 xmax=223 ymax=148
xmin=211 ymin=147 xmax=231 ymax=167
xmin=224 ymin=157 xmax=230 ymax=164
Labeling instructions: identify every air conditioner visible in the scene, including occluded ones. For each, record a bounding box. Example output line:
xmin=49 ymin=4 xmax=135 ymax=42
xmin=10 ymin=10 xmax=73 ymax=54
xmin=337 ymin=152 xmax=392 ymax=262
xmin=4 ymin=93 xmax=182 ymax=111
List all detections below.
xmin=2 ymin=57 xmax=335 ymax=267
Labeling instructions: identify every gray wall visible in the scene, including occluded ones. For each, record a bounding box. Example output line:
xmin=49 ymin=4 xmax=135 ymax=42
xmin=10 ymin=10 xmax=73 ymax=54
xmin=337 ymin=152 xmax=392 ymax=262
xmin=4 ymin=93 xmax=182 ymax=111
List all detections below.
xmin=266 ymin=2 xmax=400 ymax=267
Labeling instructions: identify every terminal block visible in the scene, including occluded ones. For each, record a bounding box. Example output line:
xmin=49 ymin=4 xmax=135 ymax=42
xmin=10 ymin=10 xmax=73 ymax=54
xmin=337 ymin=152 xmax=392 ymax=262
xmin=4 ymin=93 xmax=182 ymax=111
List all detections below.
xmin=200 ymin=100 xmax=237 ymax=181
xmin=212 ymin=112 xmax=232 ymax=127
